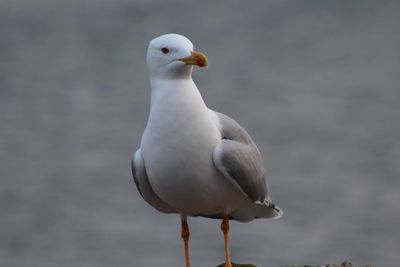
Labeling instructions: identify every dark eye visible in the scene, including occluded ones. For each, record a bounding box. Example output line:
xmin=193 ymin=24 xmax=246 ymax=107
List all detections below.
xmin=161 ymin=47 xmax=169 ymax=54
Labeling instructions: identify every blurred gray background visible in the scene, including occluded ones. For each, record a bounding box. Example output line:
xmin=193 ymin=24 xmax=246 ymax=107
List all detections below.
xmin=1 ymin=0 xmax=399 ymax=266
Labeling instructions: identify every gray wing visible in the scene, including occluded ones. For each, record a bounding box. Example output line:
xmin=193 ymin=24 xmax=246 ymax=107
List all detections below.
xmin=212 ymin=111 xmax=268 ymax=203
xmin=131 ymin=149 xmax=176 ymax=213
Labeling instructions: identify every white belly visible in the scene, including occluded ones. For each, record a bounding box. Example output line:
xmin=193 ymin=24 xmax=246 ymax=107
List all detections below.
xmin=141 ymin=109 xmax=244 ymax=215
xmin=141 ymin=79 xmax=247 ymax=215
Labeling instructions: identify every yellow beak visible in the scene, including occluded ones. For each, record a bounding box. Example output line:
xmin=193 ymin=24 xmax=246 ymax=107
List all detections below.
xmin=179 ymin=51 xmax=208 ymax=67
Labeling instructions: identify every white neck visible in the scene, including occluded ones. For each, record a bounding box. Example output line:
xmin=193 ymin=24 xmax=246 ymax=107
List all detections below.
xmin=149 ymin=78 xmax=207 ymax=115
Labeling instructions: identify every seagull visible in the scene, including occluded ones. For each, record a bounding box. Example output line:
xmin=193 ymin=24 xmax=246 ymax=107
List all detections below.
xmin=131 ymin=33 xmax=282 ymax=267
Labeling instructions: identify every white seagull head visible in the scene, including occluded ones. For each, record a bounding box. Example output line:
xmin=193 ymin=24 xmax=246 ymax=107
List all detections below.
xmin=146 ymin=33 xmax=208 ymax=80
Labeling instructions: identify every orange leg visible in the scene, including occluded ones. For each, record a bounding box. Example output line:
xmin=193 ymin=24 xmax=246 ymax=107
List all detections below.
xmin=181 ymin=216 xmax=191 ymax=267
xmin=221 ymin=214 xmax=233 ymax=267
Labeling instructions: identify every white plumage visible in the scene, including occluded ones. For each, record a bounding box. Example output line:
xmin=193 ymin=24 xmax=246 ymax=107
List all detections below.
xmin=131 ymin=33 xmax=282 ymax=267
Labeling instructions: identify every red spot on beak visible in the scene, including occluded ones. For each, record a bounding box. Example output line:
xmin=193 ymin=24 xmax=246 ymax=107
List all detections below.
xmin=198 ymin=59 xmax=205 ymax=67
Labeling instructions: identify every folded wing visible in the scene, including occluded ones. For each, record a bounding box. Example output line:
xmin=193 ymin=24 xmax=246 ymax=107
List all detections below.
xmin=212 ymin=111 xmax=268 ymax=203
xmin=131 ymin=149 xmax=176 ymax=213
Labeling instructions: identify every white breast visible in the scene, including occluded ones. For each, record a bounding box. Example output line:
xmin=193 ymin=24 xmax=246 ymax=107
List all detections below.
xmin=141 ymin=79 xmax=243 ymax=214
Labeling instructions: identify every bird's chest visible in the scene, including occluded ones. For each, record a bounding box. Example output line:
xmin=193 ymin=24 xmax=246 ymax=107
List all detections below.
xmin=140 ymin=103 xmax=224 ymax=210
xmin=142 ymin=106 xmax=219 ymax=178
xmin=139 ymin=83 xmax=233 ymax=213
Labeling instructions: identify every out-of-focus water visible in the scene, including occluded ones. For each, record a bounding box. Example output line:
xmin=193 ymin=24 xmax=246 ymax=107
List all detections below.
xmin=1 ymin=1 xmax=399 ymax=266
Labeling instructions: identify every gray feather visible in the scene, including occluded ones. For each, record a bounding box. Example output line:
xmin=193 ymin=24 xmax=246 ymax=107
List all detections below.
xmin=131 ymin=158 xmax=144 ymax=198
xmin=212 ymin=112 xmax=267 ymax=202
xmin=131 ymin=149 xmax=176 ymax=213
